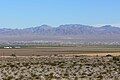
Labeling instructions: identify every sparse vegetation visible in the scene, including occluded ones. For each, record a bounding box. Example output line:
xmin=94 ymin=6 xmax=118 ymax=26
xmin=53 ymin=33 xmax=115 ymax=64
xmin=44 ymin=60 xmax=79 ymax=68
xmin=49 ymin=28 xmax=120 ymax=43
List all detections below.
xmin=0 ymin=46 xmax=120 ymax=80
xmin=0 ymin=55 xmax=120 ymax=80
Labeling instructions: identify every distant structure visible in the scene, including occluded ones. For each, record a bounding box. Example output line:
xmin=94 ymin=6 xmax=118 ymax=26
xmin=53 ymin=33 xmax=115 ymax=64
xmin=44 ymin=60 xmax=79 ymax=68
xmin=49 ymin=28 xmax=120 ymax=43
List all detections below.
xmin=15 ymin=46 xmax=21 ymax=49
xmin=4 ymin=46 xmax=12 ymax=49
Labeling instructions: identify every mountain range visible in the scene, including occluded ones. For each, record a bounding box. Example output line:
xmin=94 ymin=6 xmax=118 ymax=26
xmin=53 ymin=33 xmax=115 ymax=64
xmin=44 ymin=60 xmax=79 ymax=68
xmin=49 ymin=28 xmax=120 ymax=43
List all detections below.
xmin=0 ymin=24 xmax=120 ymax=35
xmin=0 ymin=24 xmax=120 ymax=42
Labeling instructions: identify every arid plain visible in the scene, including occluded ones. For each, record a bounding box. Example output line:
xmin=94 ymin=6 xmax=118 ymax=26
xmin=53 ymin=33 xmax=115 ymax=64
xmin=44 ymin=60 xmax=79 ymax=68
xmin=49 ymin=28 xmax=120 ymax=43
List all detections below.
xmin=0 ymin=46 xmax=120 ymax=56
xmin=0 ymin=46 xmax=120 ymax=80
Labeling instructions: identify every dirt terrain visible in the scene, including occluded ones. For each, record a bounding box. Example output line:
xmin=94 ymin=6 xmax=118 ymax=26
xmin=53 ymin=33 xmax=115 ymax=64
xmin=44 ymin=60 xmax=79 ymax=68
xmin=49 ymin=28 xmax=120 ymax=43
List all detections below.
xmin=0 ymin=55 xmax=120 ymax=80
xmin=0 ymin=46 xmax=120 ymax=80
xmin=0 ymin=46 xmax=120 ymax=56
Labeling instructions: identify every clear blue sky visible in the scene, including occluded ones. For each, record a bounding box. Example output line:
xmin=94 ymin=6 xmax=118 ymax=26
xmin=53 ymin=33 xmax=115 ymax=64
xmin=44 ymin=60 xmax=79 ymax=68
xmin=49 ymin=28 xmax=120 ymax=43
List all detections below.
xmin=0 ymin=0 xmax=120 ymax=28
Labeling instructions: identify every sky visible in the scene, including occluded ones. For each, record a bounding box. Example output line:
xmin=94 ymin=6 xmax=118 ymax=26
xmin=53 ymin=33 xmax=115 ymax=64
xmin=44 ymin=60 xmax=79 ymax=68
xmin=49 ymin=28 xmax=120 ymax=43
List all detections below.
xmin=0 ymin=0 xmax=120 ymax=28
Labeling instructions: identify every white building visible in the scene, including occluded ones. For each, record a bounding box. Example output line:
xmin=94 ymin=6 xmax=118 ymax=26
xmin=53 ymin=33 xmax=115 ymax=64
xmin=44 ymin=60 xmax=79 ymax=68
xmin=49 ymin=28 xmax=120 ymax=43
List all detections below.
xmin=4 ymin=46 xmax=12 ymax=49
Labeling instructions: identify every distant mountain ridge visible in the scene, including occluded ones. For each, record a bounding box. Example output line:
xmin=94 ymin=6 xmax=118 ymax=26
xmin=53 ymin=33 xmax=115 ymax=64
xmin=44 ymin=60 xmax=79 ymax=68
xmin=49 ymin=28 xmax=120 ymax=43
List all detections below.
xmin=0 ymin=24 xmax=120 ymax=36
xmin=0 ymin=24 xmax=120 ymax=45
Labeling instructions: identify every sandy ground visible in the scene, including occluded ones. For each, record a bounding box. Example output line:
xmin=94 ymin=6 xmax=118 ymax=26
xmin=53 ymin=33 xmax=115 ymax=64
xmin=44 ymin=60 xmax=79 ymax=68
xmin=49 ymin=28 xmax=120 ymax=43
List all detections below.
xmin=0 ymin=47 xmax=120 ymax=56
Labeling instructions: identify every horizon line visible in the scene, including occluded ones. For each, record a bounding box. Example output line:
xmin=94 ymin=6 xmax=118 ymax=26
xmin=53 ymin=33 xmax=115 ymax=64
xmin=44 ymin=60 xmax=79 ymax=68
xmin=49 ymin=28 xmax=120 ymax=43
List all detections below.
xmin=0 ymin=24 xmax=120 ymax=29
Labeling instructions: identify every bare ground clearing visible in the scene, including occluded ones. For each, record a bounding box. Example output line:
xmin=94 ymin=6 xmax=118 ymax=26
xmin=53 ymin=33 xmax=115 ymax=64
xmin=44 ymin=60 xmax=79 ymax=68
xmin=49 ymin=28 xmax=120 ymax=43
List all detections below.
xmin=0 ymin=46 xmax=120 ymax=56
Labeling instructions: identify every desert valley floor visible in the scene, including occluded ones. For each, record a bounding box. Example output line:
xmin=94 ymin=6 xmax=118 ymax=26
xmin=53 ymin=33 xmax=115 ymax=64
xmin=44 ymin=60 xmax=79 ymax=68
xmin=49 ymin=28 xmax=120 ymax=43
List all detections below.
xmin=0 ymin=46 xmax=120 ymax=80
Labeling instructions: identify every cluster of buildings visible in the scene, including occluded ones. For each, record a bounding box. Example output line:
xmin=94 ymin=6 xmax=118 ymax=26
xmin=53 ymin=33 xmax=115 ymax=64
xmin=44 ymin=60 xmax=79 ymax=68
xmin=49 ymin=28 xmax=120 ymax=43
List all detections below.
xmin=3 ymin=46 xmax=21 ymax=49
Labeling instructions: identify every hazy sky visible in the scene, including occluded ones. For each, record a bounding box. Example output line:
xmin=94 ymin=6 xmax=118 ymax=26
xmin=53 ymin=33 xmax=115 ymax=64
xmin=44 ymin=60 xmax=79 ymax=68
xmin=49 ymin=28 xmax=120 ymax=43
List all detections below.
xmin=0 ymin=0 xmax=120 ymax=28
